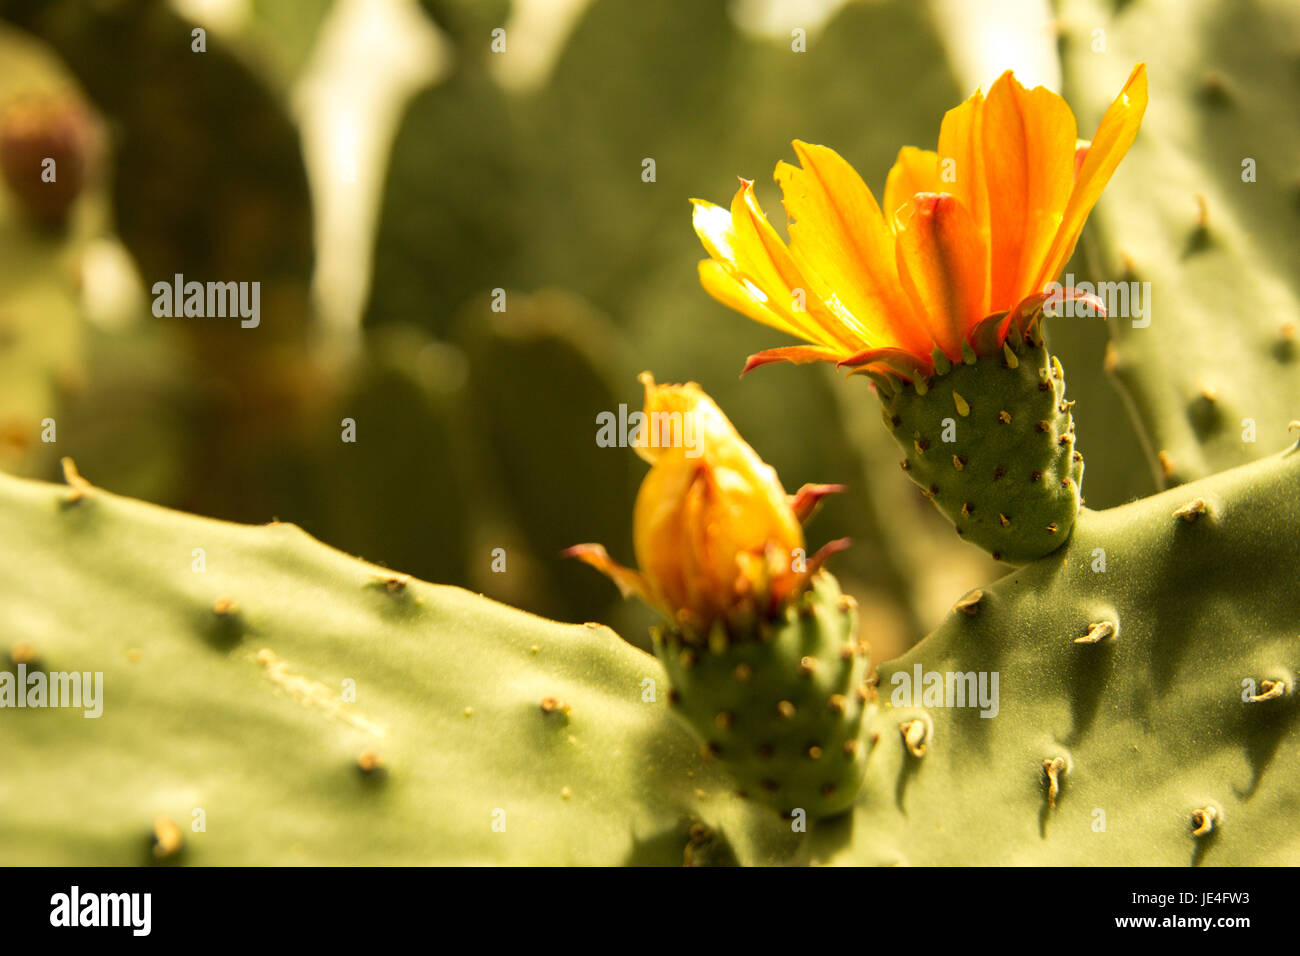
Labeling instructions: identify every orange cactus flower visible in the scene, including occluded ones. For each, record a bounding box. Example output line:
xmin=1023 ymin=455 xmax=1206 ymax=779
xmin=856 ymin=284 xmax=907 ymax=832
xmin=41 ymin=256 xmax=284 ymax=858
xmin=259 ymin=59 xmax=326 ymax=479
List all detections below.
xmin=691 ymin=65 xmax=1147 ymax=380
xmin=566 ymin=374 xmax=847 ymax=631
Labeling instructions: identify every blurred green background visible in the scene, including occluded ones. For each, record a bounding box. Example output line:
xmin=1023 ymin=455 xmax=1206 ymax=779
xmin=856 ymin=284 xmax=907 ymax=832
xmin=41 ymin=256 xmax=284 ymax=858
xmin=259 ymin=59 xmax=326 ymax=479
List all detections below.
xmin=0 ymin=0 xmax=1168 ymax=662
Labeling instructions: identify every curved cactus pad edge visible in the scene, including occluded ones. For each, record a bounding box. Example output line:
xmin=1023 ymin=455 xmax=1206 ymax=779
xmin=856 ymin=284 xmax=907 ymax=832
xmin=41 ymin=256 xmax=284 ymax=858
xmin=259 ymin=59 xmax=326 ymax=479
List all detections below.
xmin=823 ymin=430 xmax=1300 ymax=865
xmin=3 ymin=434 xmax=1298 ymax=865
xmin=0 ymin=466 xmax=797 ymax=866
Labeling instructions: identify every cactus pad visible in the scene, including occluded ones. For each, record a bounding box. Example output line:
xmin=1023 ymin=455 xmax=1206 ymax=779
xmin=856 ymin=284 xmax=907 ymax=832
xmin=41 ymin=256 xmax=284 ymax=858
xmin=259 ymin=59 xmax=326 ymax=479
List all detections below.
xmin=0 ymin=465 xmax=800 ymax=866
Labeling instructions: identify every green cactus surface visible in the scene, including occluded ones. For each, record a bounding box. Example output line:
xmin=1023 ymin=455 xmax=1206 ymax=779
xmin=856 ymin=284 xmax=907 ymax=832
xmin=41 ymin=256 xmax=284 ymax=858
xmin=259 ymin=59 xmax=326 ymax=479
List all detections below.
xmin=1057 ymin=0 xmax=1300 ymax=487
xmin=818 ymin=431 xmax=1300 ymax=865
xmin=6 ymin=428 xmax=1297 ymax=864
xmin=654 ymin=572 xmax=873 ymax=819
xmin=2 ymin=0 xmax=1297 ymax=871
xmin=0 ymin=463 xmax=800 ymax=866
xmin=881 ymin=331 xmax=1082 ymax=565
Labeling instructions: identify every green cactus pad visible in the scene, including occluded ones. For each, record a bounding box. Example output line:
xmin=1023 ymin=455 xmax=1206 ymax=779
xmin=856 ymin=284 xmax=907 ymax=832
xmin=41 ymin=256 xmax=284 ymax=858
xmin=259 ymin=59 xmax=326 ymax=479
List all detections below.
xmin=653 ymin=573 xmax=873 ymax=819
xmin=0 ymin=465 xmax=801 ymax=866
xmin=880 ymin=338 xmax=1082 ymax=564
xmin=4 ymin=439 xmax=1299 ymax=864
xmin=1057 ymin=0 xmax=1300 ymax=486
xmin=817 ymin=434 xmax=1300 ymax=866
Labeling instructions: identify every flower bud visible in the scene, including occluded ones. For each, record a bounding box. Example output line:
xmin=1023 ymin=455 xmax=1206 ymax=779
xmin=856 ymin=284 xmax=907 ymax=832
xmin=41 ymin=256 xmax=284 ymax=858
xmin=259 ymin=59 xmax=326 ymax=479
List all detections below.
xmin=567 ymin=374 xmax=845 ymax=632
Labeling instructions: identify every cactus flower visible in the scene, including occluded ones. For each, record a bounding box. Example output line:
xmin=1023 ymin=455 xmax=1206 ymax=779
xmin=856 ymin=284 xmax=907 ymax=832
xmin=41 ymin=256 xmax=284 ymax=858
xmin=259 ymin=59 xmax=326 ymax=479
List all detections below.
xmin=566 ymin=373 xmax=846 ymax=631
xmin=690 ymin=65 xmax=1147 ymax=380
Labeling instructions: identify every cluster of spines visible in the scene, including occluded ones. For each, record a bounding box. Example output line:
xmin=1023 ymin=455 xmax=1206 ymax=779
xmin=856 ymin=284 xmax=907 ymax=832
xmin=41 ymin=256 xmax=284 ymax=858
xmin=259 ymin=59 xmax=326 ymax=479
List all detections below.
xmin=877 ymin=327 xmax=1082 ymax=563
xmin=651 ymin=574 xmax=872 ymax=818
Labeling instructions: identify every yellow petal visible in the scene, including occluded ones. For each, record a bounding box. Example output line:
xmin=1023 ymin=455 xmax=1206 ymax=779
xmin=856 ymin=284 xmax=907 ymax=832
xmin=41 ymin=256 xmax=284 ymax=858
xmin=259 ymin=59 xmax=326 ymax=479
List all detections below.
xmin=634 ymin=460 xmax=704 ymax=619
xmin=690 ymin=197 xmax=738 ymax=261
xmin=633 ymin=371 xmax=730 ymax=466
xmin=697 ymin=259 xmax=809 ymax=342
xmin=883 ymin=146 xmax=941 ymax=229
xmin=692 ymin=185 xmax=861 ymax=351
xmin=727 ymin=181 xmax=860 ymax=350
xmin=980 ymin=71 xmax=1078 ymax=308
xmin=894 ymin=193 xmax=989 ymax=358
xmin=1033 ymin=64 xmax=1148 ymax=293
xmin=775 ymin=141 xmax=928 ymax=354
xmin=693 ymin=193 xmax=831 ymax=349
xmin=631 ymin=378 xmax=805 ymax=626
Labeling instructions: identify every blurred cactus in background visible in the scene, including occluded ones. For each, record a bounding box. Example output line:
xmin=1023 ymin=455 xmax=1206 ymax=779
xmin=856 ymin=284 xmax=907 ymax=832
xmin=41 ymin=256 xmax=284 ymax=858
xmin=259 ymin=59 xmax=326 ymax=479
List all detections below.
xmin=3 ymin=0 xmax=998 ymax=643
xmin=0 ymin=93 xmax=99 ymax=228
xmin=0 ymin=0 xmax=1297 ymax=865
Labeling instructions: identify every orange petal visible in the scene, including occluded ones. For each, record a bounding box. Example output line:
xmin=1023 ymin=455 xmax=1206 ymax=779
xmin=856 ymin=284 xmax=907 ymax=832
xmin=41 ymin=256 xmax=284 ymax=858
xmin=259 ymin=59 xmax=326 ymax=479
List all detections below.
xmin=980 ymin=71 xmax=1078 ymax=309
xmin=893 ymin=193 xmax=989 ymax=358
xmin=805 ymin=537 xmax=852 ymax=577
xmin=937 ymin=90 xmax=990 ymax=293
xmin=741 ymin=344 xmax=845 ymax=375
xmin=775 ymin=141 xmax=928 ymax=354
xmin=1033 ymin=64 xmax=1148 ymax=293
xmin=1043 ymin=286 xmax=1107 ymax=319
xmin=777 ymin=538 xmax=851 ymax=607
xmin=883 ymin=146 xmax=941 ymax=229
xmin=968 ymin=310 xmax=1013 ymax=354
xmin=937 ymin=90 xmax=989 ymax=236
xmin=562 ymin=544 xmax=652 ymax=604
xmin=837 ymin=345 xmax=932 ymax=382
xmin=788 ymin=483 xmax=845 ymax=523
